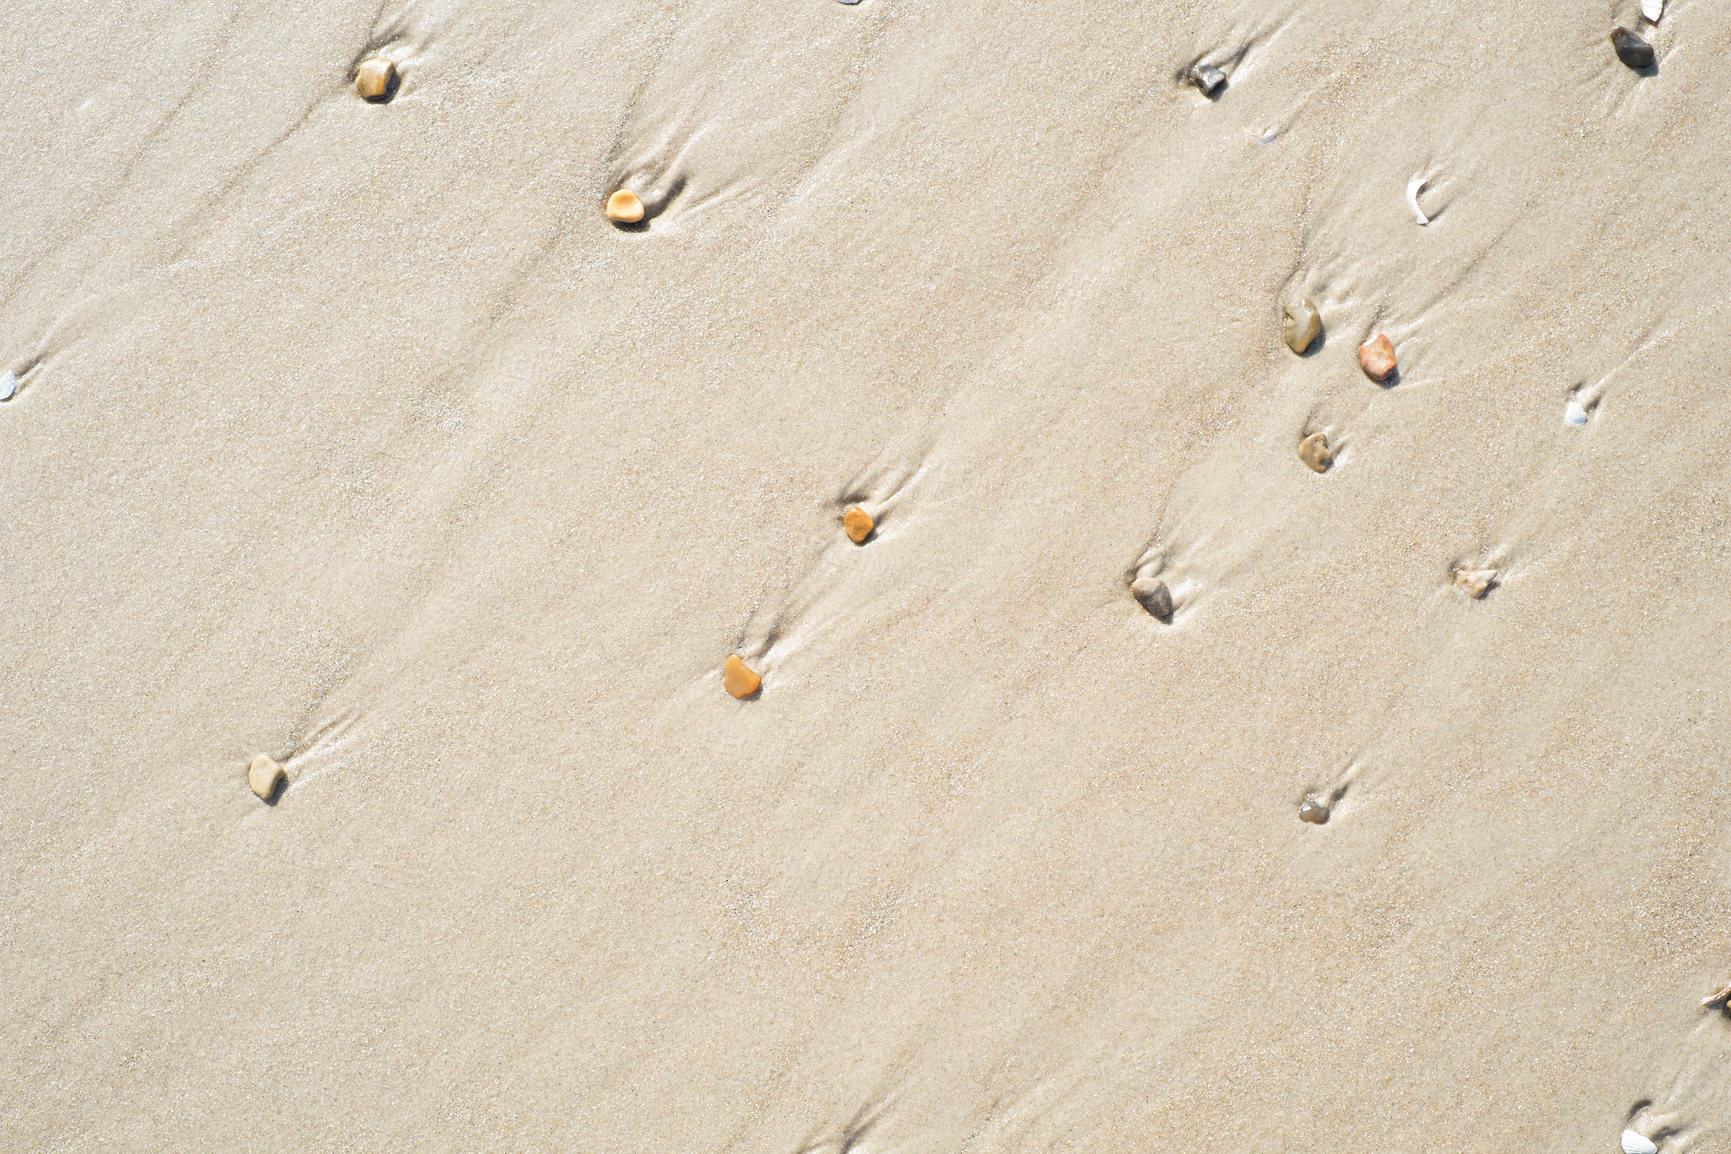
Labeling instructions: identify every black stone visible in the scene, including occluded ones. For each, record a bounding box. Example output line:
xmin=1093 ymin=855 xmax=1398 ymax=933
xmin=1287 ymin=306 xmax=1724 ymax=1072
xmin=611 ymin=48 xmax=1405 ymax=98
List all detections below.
xmin=1612 ymin=27 xmax=1654 ymax=69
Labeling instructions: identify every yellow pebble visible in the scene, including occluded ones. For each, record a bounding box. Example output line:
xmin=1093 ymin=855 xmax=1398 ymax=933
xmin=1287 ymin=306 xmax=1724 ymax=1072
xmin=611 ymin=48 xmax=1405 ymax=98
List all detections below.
xmin=355 ymin=57 xmax=397 ymax=101
xmin=1298 ymin=431 xmax=1333 ymax=473
xmin=248 ymin=754 xmax=285 ymax=801
xmin=605 ymin=189 xmax=645 ymax=223
xmin=723 ymin=655 xmax=761 ymax=699
xmin=843 ymin=505 xmax=874 ymax=543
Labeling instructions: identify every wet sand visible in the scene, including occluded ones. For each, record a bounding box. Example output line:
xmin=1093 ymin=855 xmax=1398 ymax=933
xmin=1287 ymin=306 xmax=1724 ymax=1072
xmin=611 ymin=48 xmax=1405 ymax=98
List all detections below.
xmin=3 ymin=0 xmax=1730 ymax=1149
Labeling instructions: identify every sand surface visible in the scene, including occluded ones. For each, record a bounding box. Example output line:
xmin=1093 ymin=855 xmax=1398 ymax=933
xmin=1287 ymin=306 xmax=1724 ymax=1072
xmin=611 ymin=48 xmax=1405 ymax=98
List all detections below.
xmin=4 ymin=0 xmax=1731 ymax=1149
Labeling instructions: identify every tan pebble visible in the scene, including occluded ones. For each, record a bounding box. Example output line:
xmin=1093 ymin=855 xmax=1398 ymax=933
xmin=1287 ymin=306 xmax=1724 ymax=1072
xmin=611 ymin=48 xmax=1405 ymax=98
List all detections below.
xmin=723 ymin=655 xmax=761 ymax=699
xmin=1453 ymin=567 xmax=1497 ymax=598
xmin=1298 ymin=796 xmax=1331 ymax=824
xmin=248 ymin=754 xmax=285 ymax=801
xmin=843 ymin=505 xmax=874 ymax=544
xmin=1358 ymin=333 xmax=1397 ymax=382
xmin=605 ymin=189 xmax=645 ymax=223
xmin=1283 ymin=297 xmax=1321 ymax=354
xmin=1298 ymin=431 xmax=1333 ymax=474
xmin=355 ymin=57 xmax=397 ymax=101
xmin=1130 ymin=576 xmax=1173 ymax=620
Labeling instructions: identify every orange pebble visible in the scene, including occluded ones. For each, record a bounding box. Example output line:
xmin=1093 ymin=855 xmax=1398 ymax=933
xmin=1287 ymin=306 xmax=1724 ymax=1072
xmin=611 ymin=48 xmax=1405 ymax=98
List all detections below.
xmin=605 ymin=189 xmax=645 ymax=223
xmin=1358 ymin=333 xmax=1397 ymax=382
xmin=843 ymin=505 xmax=874 ymax=544
xmin=723 ymin=655 xmax=761 ymax=699
xmin=355 ymin=57 xmax=397 ymax=101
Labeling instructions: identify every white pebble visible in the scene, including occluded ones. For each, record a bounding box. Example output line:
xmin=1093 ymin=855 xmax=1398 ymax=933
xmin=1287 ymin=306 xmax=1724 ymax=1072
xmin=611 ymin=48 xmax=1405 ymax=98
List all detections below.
xmin=1641 ymin=0 xmax=1663 ymax=23
xmin=0 ymin=371 xmax=14 ymax=402
xmin=1564 ymin=400 xmax=1588 ymax=426
xmin=1621 ymin=1129 xmax=1658 ymax=1154
xmin=248 ymin=754 xmax=286 ymax=801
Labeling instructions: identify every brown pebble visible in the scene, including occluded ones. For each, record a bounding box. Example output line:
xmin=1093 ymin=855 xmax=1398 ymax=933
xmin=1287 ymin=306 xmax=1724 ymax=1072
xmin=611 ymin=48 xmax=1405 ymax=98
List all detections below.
xmin=1358 ymin=333 xmax=1396 ymax=382
xmin=723 ymin=655 xmax=761 ymax=699
xmin=1130 ymin=576 xmax=1174 ymax=620
xmin=843 ymin=505 xmax=874 ymax=544
xmin=606 ymin=189 xmax=645 ymax=223
xmin=1453 ymin=567 xmax=1497 ymax=598
xmin=1298 ymin=431 xmax=1333 ymax=474
xmin=355 ymin=57 xmax=397 ymax=101
xmin=248 ymin=754 xmax=285 ymax=801
xmin=1298 ymin=796 xmax=1331 ymax=824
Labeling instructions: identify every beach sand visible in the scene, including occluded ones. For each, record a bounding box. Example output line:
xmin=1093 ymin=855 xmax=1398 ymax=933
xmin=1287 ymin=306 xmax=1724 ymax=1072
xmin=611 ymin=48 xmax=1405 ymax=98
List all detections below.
xmin=3 ymin=0 xmax=1730 ymax=1148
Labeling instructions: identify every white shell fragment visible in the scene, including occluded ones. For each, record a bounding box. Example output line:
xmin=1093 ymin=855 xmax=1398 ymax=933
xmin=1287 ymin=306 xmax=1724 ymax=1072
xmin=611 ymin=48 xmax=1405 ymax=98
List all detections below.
xmin=1641 ymin=0 xmax=1663 ymax=23
xmin=1407 ymin=175 xmax=1431 ymax=225
xmin=1564 ymin=400 xmax=1588 ymax=425
xmin=248 ymin=754 xmax=286 ymax=801
xmin=1621 ymin=1129 xmax=1658 ymax=1154
xmin=0 ymin=371 xmax=14 ymax=402
xmin=1453 ymin=567 xmax=1497 ymax=598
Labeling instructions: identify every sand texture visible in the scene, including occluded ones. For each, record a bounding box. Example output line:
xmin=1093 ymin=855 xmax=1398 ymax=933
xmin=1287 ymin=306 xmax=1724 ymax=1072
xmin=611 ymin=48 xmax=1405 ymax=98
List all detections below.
xmin=4 ymin=0 xmax=1731 ymax=1149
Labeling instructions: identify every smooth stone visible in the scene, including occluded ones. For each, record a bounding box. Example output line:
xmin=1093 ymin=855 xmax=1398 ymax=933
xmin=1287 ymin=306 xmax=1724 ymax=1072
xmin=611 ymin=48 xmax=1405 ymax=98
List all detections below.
xmin=355 ymin=57 xmax=397 ymax=100
xmin=1298 ymin=796 xmax=1331 ymax=825
xmin=1621 ymin=1130 xmax=1658 ymax=1154
xmin=723 ymin=655 xmax=761 ymax=699
xmin=1641 ymin=0 xmax=1663 ymax=21
xmin=1358 ymin=333 xmax=1397 ymax=382
xmin=1284 ymin=297 xmax=1321 ymax=354
xmin=1130 ymin=576 xmax=1173 ymax=620
xmin=1190 ymin=62 xmax=1227 ymax=97
xmin=843 ymin=505 xmax=874 ymax=544
xmin=1453 ymin=567 xmax=1497 ymax=599
xmin=0 ymin=370 xmax=14 ymax=402
xmin=606 ymin=189 xmax=645 ymax=223
xmin=248 ymin=754 xmax=285 ymax=801
xmin=1564 ymin=400 xmax=1588 ymax=426
xmin=1612 ymin=27 xmax=1654 ymax=69
xmin=1298 ymin=431 xmax=1333 ymax=473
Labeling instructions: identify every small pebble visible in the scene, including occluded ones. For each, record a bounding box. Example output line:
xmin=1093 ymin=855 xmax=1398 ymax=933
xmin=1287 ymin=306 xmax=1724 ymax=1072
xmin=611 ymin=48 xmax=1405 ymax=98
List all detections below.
xmin=723 ymin=655 xmax=761 ymax=699
xmin=1453 ymin=567 xmax=1497 ymax=599
xmin=843 ymin=505 xmax=874 ymax=544
xmin=0 ymin=370 xmax=14 ymax=402
xmin=1130 ymin=576 xmax=1174 ymax=620
xmin=1190 ymin=62 xmax=1227 ymax=97
xmin=1612 ymin=27 xmax=1654 ymax=69
xmin=1298 ymin=431 xmax=1333 ymax=473
xmin=248 ymin=754 xmax=286 ymax=801
xmin=1358 ymin=333 xmax=1397 ymax=382
xmin=1564 ymin=400 xmax=1588 ymax=426
xmin=1641 ymin=0 xmax=1663 ymax=22
xmin=606 ymin=189 xmax=645 ymax=223
xmin=1298 ymin=796 xmax=1331 ymax=825
xmin=355 ymin=57 xmax=397 ymax=101
xmin=1284 ymin=297 xmax=1321 ymax=354
xmin=1621 ymin=1130 xmax=1658 ymax=1154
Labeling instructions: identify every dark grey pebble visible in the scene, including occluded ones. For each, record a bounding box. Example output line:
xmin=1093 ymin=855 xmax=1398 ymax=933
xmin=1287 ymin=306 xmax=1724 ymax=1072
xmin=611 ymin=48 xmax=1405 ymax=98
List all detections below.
xmin=1190 ymin=62 xmax=1227 ymax=97
xmin=1612 ymin=27 xmax=1654 ymax=69
xmin=1131 ymin=576 xmax=1174 ymax=620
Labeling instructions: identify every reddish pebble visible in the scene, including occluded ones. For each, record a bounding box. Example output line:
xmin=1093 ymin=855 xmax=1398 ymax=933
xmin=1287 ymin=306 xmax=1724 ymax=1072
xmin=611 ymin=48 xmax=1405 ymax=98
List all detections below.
xmin=1359 ymin=333 xmax=1397 ymax=381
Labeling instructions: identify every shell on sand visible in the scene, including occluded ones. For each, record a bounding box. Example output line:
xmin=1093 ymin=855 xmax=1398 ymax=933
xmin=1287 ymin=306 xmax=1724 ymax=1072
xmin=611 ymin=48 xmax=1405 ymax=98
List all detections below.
xmin=1359 ymin=333 xmax=1397 ymax=382
xmin=0 ymin=370 xmax=15 ymax=402
xmin=723 ymin=655 xmax=761 ymax=699
xmin=247 ymin=754 xmax=285 ymax=801
xmin=1298 ymin=796 xmax=1331 ymax=824
xmin=843 ymin=505 xmax=874 ymax=543
xmin=1564 ymin=400 xmax=1588 ymax=426
xmin=1298 ymin=431 xmax=1333 ymax=473
xmin=1642 ymin=0 xmax=1663 ymax=21
xmin=1453 ymin=567 xmax=1497 ymax=598
xmin=605 ymin=189 xmax=645 ymax=223
xmin=1130 ymin=576 xmax=1173 ymax=620
xmin=1283 ymin=298 xmax=1320 ymax=354
xmin=1406 ymin=175 xmax=1430 ymax=225
xmin=354 ymin=57 xmax=397 ymax=100
xmin=1621 ymin=1129 xmax=1658 ymax=1154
